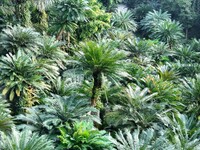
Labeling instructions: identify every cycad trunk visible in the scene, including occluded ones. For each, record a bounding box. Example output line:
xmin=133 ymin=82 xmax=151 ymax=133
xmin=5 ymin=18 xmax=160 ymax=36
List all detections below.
xmin=56 ymin=28 xmax=64 ymax=40
xmin=185 ymin=28 xmax=188 ymax=40
xmin=91 ymin=71 xmax=102 ymax=128
xmin=9 ymin=96 xmax=21 ymax=115
xmin=91 ymin=71 xmax=102 ymax=106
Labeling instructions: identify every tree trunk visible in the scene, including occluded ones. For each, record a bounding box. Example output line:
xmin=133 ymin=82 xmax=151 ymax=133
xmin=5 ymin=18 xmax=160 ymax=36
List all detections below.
xmin=10 ymin=96 xmax=21 ymax=115
xmin=91 ymin=71 xmax=102 ymax=107
xmin=185 ymin=28 xmax=188 ymax=40
xmin=56 ymin=28 xmax=64 ymax=40
xmin=91 ymin=71 xmax=102 ymax=128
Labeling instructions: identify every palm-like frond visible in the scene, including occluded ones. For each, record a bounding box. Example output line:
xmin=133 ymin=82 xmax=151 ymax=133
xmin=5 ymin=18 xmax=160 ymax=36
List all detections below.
xmin=151 ymin=20 xmax=184 ymax=47
xmin=16 ymin=94 xmax=100 ymax=136
xmin=175 ymin=46 xmax=200 ymax=63
xmin=55 ymin=0 xmax=89 ymax=22
xmin=0 ymin=97 xmax=13 ymax=134
xmin=0 ymin=5 xmax=14 ymax=16
xmin=189 ymin=38 xmax=200 ymax=52
xmin=141 ymin=10 xmax=171 ymax=34
xmin=181 ymin=74 xmax=200 ymax=111
xmin=43 ymin=94 xmax=101 ymax=124
xmin=142 ymin=76 xmax=182 ymax=105
xmin=38 ymin=36 xmax=67 ymax=69
xmin=16 ymin=106 xmax=60 ymax=136
xmin=105 ymin=85 xmax=158 ymax=128
xmin=78 ymin=41 xmax=127 ymax=80
xmin=76 ymin=41 xmax=130 ymax=106
xmin=58 ymin=121 xmax=114 ymax=150
xmin=125 ymin=38 xmax=156 ymax=55
xmin=111 ymin=128 xmax=174 ymax=150
xmin=0 ymin=25 xmax=42 ymax=55
xmin=0 ymin=51 xmax=49 ymax=108
xmin=159 ymin=112 xmax=200 ymax=149
xmin=49 ymin=0 xmax=90 ymax=37
xmin=0 ymin=129 xmax=54 ymax=150
xmin=172 ymin=61 xmax=200 ymax=78
xmin=31 ymin=0 xmax=57 ymax=11
xmin=105 ymin=29 xmax=133 ymax=45
xmin=51 ymin=76 xmax=81 ymax=96
xmin=145 ymin=42 xmax=174 ymax=62
xmin=37 ymin=58 xmax=60 ymax=82
xmin=111 ymin=10 xmax=137 ymax=32
xmin=156 ymin=65 xmax=179 ymax=81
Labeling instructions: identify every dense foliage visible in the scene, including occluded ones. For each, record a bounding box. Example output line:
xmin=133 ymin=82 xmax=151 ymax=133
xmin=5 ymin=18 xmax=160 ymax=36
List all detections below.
xmin=0 ymin=0 xmax=199 ymax=149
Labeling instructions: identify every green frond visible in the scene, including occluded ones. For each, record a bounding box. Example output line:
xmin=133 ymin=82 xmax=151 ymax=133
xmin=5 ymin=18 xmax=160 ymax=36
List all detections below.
xmin=156 ymin=65 xmax=179 ymax=81
xmin=38 ymin=36 xmax=67 ymax=69
xmin=0 ymin=129 xmax=55 ymax=150
xmin=141 ymin=10 xmax=171 ymax=34
xmin=151 ymin=20 xmax=184 ymax=47
xmin=58 ymin=121 xmax=114 ymax=150
xmin=105 ymin=85 xmax=159 ymax=128
xmin=0 ymin=50 xmax=49 ymax=112
xmin=51 ymin=76 xmax=81 ymax=96
xmin=0 ymin=25 xmax=42 ymax=55
xmin=43 ymin=94 xmax=101 ymax=124
xmin=16 ymin=106 xmax=60 ymax=137
xmin=111 ymin=10 xmax=137 ymax=32
xmin=181 ymin=74 xmax=200 ymax=112
xmin=159 ymin=112 xmax=200 ymax=149
xmin=78 ymin=41 xmax=127 ymax=80
xmin=32 ymin=0 xmax=57 ymax=11
xmin=0 ymin=97 xmax=13 ymax=134
xmin=111 ymin=128 xmax=174 ymax=150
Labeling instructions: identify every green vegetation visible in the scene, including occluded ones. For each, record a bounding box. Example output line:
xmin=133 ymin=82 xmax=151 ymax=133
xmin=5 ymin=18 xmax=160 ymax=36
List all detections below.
xmin=0 ymin=0 xmax=199 ymax=149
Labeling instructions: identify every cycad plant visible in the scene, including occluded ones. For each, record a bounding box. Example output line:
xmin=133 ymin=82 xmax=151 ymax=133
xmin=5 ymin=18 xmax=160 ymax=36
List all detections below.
xmin=50 ymin=76 xmax=81 ymax=96
xmin=16 ymin=106 xmax=58 ymax=136
xmin=0 ymin=129 xmax=55 ymax=150
xmin=151 ymin=20 xmax=184 ymax=48
xmin=111 ymin=128 xmax=175 ymax=150
xmin=105 ymin=85 xmax=159 ymax=129
xmin=58 ymin=121 xmax=114 ymax=150
xmin=37 ymin=36 xmax=67 ymax=69
xmin=43 ymin=94 xmax=100 ymax=123
xmin=78 ymin=41 xmax=127 ymax=106
xmin=140 ymin=10 xmax=171 ymax=35
xmin=156 ymin=65 xmax=179 ymax=81
xmin=146 ymin=42 xmax=173 ymax=63
xmin=159 ymin=112 xmax=200 ymax=150
xmin=49 ymin=0 xmax=89 ymax=43
xmin=16 ymin=94 xmax=100 ymax=138
xmin=0 ymin=25 xmax=41 ymax=55
xmin=111 ymin=10 xmax=137 ymax=32
xmin=181 ymin=74 xmax=200 ymax=114
xmin=175 ymin=45 xmax=200 ymax=63
xmin=125 ymin=38 xmax=156 ymax=57
xmin=142 ymin=76 xmax=182 ymax=107
xmin=0 ymin=51 xmax=49 ymax=114
xmin=189 ymin=38 xmax=200 ymax=52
